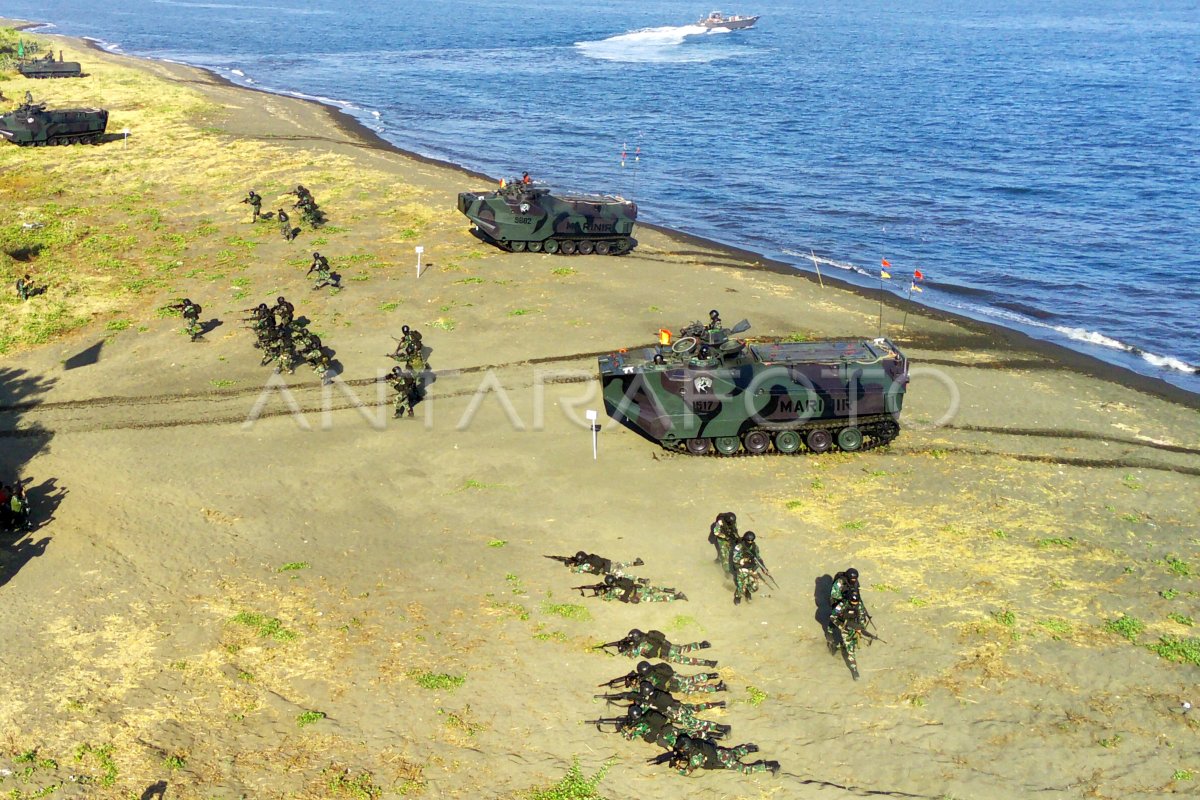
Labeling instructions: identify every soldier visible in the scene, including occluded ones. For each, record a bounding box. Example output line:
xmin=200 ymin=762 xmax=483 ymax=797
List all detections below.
xmin=659 ymin=735 xmax=779 ymax=777
xmin=15 ymin=275 xmax=32 ymax=301
xmin=308 ymin=253 xmax=339 ymax=291
xmin=301 ymin=340 xmax=332 ymax=383
xmin=271 ymin=295 xmax=294 ymax=328
xmin=628 ymin=681 xmax=728 ymax=730
xmin=830 ymin=566 xmax=860 ymax=605
xmin=601 ymin=629 xmax=717 ymax=667
xmin=544 ymin=550 xmax=644 ymax=577
xmin=707 ymin=309 xmax=722 ymax=331
xmin=278 ymin=208 xmax=295 ymax=241
xmin=708 ymin=512 xmax=738 ymax=571
xmin=729 ymin=531 xmax=763 ymax=605
xmin=243 ymin=303 xmax=275 ymax=349
xmin=600 ymin=660 xmax=725 ymax=695
xmin=388 ymin=366 xmax=417 ymax=419
xmin=830 ymin=588 xmax=871 ymax=680
xmin=166 ymin=298 xmax=203 ymax=341
xmin=241 ymin=190 xmax=263 ymax=222
xmin=616 ymin=705 xmax=687 ymax=750
xmin=579 ymin=573 xmax=687 ymax=604
xmin=309 ymin=251 xmax=330 ymax=274
xmin=288 ymin=184 xmax=312 ymax=205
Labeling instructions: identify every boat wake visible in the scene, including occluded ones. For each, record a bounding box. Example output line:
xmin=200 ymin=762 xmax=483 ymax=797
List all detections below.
xmin=575 ymin=25 xmax=736 ymax=63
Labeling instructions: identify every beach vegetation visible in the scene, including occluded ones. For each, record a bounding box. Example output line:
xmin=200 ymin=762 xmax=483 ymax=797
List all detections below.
xmin=1097 ymin=733 xmax=1122 ymax=748
xmin=1174 ymin=770 xmax=1194 ymax=781
xmin=784 ymin=498 xmax=804 ymax=509
xmin=552 ymin=267 xmax=577 ymax=276
xmin=669 ymin=615 xmax=699 ymax=630
xmin=1035 ymin=619 xmax=1071 ymax=639
xmin=1162 ymin=556 xmax=1192 ymax=577
xmin=810 ymin=477 xmax=824 ymax=489
xmin=929 ymin=449 xmax=948 ymax=459
xmin=231 ymin=611 xmax=297 ymax=642
xmin=525 ymin=757 xmax=613 ymax=800
xmin=991 ymin=528 xmax=1008 ymax=539
xmin=533 ymin=629 xmax=568 ymax=642
xmin=506 ymin=573 xmax=525 ymax=594
xmin=410 ymin=671 xmax=465 ymax=690
xmin=297 ymin=710 xmax=326 ymax=727
xmin=1037 ymin=537 xmax=1075 ymax=549
xmin=1148 ymin=636 xmax=1200 ymax=667
xmin=487 ymin=538 xmax=507 ymax=547
xmin=210 ymin=379 xmax=235 ymax=388
xmin=782 ymin=331 xmax=813 ymax=342
xmin=543 ymin=602 xmax=591 ymax=622
xmin=1121 ymin=474 xmax=1141 ymax=491
xmin=1161 ymin=588 xmax=1179 ymax=600
xmin=1167 ymin=613 xmax=1194 ymax=627
xmin=326 ymin=767 xmax=384 ymax=799
xmin=379 ymin=302 xmax=400 ymax=312
xmin=508 ymin=308 xmax=539 ymax=316
xmin=1103 ymin=615 xmax=1144 ymax=642
xmin=488 ymin=599 xmax=530 ymax=621
xmin=73 ymin=743 xmax=118 ymax=787
xmin=105 ymin=318 xmax=132 ymax=331
xmin=430 ymin=317 xmax=456 ymax=331
xmin=745 ymin=686 xmax=768 ymax=706
xmin=908 ymin=597 xmax=929 ymax=608
xmin=842 ymin=520 xmax=866 ymax=530
xmin=437 ymin=706 xmax=483 ymax=735
xmin=454 ymin=276 xmax=485 ymax=284
xmin=163 ymin=754 xmax=187 ymax=770
xmin=277 ymin=561 xmax=310 ymax=572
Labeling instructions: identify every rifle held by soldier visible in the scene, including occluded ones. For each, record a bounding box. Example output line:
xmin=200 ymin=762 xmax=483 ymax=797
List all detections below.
xmin=584 ymin=716 xmax=628 ymax=731
xmin=597 ymin=671 xmax=638 ymax=689
xmin=544 ymin=554 xmax=574 ymax=564
xmin=755 ymin=557 xmax=780 ymax=590
xmin=593 ymin=692 xmax=636 ymax=705
xmin=574 ymin=582 xmax=606 ymax=597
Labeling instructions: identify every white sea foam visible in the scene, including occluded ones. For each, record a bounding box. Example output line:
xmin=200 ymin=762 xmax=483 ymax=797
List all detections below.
xmin=230 ymin=69 xmax=244 ymax=77
xmin=1140 ymin=353 xmax=1198 ymax=373
xmin=1053 ymin=325 xmax=1132 ymax=352
xmin=575 ymin=25 xmax=738 ymax=63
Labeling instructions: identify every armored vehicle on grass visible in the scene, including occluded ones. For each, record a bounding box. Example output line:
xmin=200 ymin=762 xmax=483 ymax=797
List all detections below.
xmin=598 ymin=318 xmax=908 ymax=456
xmin=458 ymin=182 xmax=637 ymax=255
xmin=0 ymin=95 xmax=108 ymax=146
xmin=17 ymin=53 xmax=84 ymax=79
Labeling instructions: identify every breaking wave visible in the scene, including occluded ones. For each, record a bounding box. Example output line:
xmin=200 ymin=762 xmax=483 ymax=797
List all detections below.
xmin=1053 ymin=326 xmax=1198 ymax=374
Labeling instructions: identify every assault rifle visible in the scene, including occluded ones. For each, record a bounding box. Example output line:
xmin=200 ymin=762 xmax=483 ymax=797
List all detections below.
xmin=754 ymin=557 xmax=780 ymax=590
xmin=597 ymin=671 xmax=638 ymax=689
xmin=593 ymin=691 xmax=637 ymax=705
xmin=584 ymin=716 xmax=628 ymax=731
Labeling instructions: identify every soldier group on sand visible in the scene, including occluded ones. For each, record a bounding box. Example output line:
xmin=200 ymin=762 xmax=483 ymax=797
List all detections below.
xmin=242 ymin=296 xmax=332 ymax=382
xmin=709 ymin=511 xmax=775 ymax=605
xmin=547 ymin=549 xmax=687 ymax=604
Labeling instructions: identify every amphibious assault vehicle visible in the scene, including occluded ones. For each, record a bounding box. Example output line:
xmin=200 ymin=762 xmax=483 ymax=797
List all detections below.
xmin=0 ymin=95 xmax=108 ymax=146
xmin=458 ymin=181 xmax=637 ymax=255
xmin=17 ymin=53 xmax=84 ymax=79
xmin=598 ymin=316 xmax=908 ymax=455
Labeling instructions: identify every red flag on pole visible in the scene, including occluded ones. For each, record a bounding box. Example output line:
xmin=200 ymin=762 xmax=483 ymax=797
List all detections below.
xmin=881 ymin=258 xmax=891 ymax=268
xmin=913 ymin=269 xmax=924 ymax=280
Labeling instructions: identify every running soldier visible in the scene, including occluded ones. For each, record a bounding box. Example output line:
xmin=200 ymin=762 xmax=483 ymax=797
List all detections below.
xmin=278 ymin=209 xmax=295 ymax=241
xmin=830 ymin=588 xmax=874 ymax=680
xmin=308 ymin=253 xmax=338 ymax=291
xmin=826 ymin=567 xmax=860 ymax=641
xmin=388 ymin=367 xmax=417 ymax=419
xmin=708 ymin=511 xmax=738 ymax=571
xmin=165 ymin=298 xmax=203 ymax=341
xmin=729 ymin=531 xmax=763 ymax=605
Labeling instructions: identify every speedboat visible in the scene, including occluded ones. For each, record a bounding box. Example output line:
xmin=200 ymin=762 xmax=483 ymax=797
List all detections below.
xmin=697 ymin=11 xmax=760 ymax=30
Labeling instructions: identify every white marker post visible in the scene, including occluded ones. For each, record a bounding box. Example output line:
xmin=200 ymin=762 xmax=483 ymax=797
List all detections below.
xmin=122 ymin=128 xmax=130 ymax=149
xmin=415 ymin=245 xmax=424 ymax=278
xmin=585 ymin=409 xmax=598 ymax=460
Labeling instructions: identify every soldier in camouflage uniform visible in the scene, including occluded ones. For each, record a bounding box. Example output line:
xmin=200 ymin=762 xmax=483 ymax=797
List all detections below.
xmin=241 ymin=190 xmax=262 ymax=222
xmin=388 ymin=366 xmax=417 ymax=418
xmin=308 ymin=253 xmax=339 ymax=291
xmin=546 ymin=551 xmax=644 ymax=577
xmin=581 ymin=574 xmax=686 ymax=604
xmin=388 ymin=325 xmax=425 ymax=372
xmin=619 ymin=682 xmax=729 ymax=738
xmin=831 ymin=588 xmax=868 ymax=680
xmin=825 ymin=567 xmax=860 ymax=642
xmin=616 ymin=706 xmax=686 ymax=749
xmin=271 ymin=295 xmax=294 ymax=329
xmin=278 ymin=209 xmax=295 ymax=241
xmin=604 ymin=661 xmax=725 ymax=694
xmin=729 ymin=531 xmax=763 ymax=605
xmin=663 ymin=735 xmax=779 ymax=777
xmin=708 ymin=511 xmax=738 ymax=572
xmin=166 ymin=298 xmax=203 ymax=341
xmin=606 ymin=629 xmax=717 ymax=667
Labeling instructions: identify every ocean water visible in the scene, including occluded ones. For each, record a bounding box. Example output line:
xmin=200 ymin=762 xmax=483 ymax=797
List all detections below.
xmin=6 ymin=0 xmax=1199 ymax=395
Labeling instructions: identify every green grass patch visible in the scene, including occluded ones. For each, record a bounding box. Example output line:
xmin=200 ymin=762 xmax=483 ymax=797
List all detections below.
xmin=781 ymin=332 xmax=812 ymax=343
xmin=1168 ymin=612 xmax=1194 ymax=627
xmin=1163 ymin=556 xmax=1192 ymax=577
xmin=430 ymin=317 xmax=456 ymax=331
xmin=1035 ymin=619 xmax=1072 ymax=639
xmin=297 ymin=710 xmax=326 ymax=727
xmin=454 ymin=277 xmax=486 ymax=285
xmin=508 ymin=308 xmax=538 ymax=316
xmin=277 ymin=561 xmax=311 ymax=572
xmin=1121 ymin=474 xmax=1142 ymax=490
xmin=745 ymin=686 xmax=768 ymax=706
xmin=552 ymin=267 xmax=577 ymax=276
xmin=460 ymin=479 xmax=505 ymax=490
xmin=1174 ymin=770 xmax=1194 ymax=781
xmin=74 ymin=743 xmax=118 ymax=788
xmin=1104 ymin=615 xmax=1144 ymax=642
xmin=1037 ymin=537 xmax=1075 ymax=549
xmin=231 ymin=611 xmax=297 ymax=642
xmin=379 ymin=301 xmax=400 ymax=312
xmin=409 ymin=671 xmax=465 ymax=690
xmin=210 ymin=379 xmax=235 ymax=388
xmin=842 ymin=520 xmax=866 ymax=530
xmin=1148 ymin=636 xmax=1200 ymax=667
xmin=542 ymin=601 xmax=591 ymax=622
xmin=784 ymin=499 xmax=804 ymax=510
xmin=163 ymin=754 xmax=186 ymax=770
xmin=526 ymin=757 xmax=613 ymax=800
xmin=506 ymin=573 xmax=525 ymax=595
xmin=104 ymin=319 xmax=132 ymax=332
xmin=992 ymin=609 xmax=1016 ymax=627
xmin=488 ymin=539 xmax=507 ymax=548
xmin=326 ymin=768 xmax=384 ymax=799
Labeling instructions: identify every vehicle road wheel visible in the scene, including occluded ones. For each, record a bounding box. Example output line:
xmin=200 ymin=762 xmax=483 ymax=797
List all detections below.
xmin=743 ymin=430 xmax=771 ymax=454
xmin=774 ymin=430 xmax=801 ymax=454
xmin=714 ymin=436 xmax=740 ymax=455
xmin=837 ymin=426 xmax=864 ymax=452
xmin=560 ymin=240 xmax=577 ymax=255
xmin=528 ymin=241 xmax=543 ymax=252
xmin=578 ymin=240 xmax=594 ymax=255
xmin=877 ymin=419 xmax=900 ymax=444
xmin=685 ymin=438 xmax=712 ymax=455
xmin=806 ymin=429 xmax=833 ymax=454
xmin=595 ymin=241 xmax=611 ymax=255
xmin=543 ymin=239 xmax=559 ymax=254
xmin=510 ymin=240 xmax=527 ymax=252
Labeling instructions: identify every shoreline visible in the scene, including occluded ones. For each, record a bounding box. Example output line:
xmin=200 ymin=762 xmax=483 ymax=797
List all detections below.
xmin=7 ymin=17 xmax=1197 ymax=408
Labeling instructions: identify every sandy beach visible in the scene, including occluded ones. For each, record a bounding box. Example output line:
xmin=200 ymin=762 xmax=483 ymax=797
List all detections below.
xmin=1 ymin=23 xmax=1198 ymax=800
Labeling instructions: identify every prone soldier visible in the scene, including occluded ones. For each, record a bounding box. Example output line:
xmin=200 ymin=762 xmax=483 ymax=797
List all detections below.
xmin=599 ymin=660 xmax=725 ymax=695
xmin=599 ymin=629 xmax=717 ymax=667
xmin=545 ymin=551 xmax=644 ymax=577
xmin=652 ymin=734 xmax=779 ymax=777
xmin=575 ymin=574 xmax=686 ymax=604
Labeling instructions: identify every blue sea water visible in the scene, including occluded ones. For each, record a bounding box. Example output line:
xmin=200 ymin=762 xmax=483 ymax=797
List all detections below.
xmin=5 ymin=0 xmax=1199 ymax=395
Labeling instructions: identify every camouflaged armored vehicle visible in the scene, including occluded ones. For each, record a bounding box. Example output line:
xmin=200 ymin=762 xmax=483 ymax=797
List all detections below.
xmin=0 ymin=95 xmax=108 ymax=146
xmin=598 ymin=316 xmax=908 ymax=455
xmin=458 ymin=181 xmax=637 ymax=255
xmin=17 ymin=52 xmax=84 ymax=79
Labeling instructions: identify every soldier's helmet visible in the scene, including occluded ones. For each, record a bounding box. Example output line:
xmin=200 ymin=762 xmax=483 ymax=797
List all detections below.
xmin=709 ymin=309 xmax=720 ymax=320
xmin=724 ymin=511 xmax=737 ymax=525
xmin=276 ymin=295 xmax=287 ymax=305
xmin=297 ymin=185 xmax=306 ymax=193
xmin=845 ymin=588 xmax=861 ymax=604
xmin=391 ymin=366 xmax=404 ymax=376
xmin=636 ymin=660 xmax=652 ymax=675
xmin=743 ymin=531 xmax=756 ymax=543
xmin=628 ymin=628 xmax=643 ymax=639
xmin=258 ymin=303 xmax=269 ymax=311
xmin=575 ymin=550 xmax=587 ymax=559
xmin=846 ymin=567 xmax=859 ymax=583
xmin=402 ymin=325 xmax=410 ymax=334
xmin=604 ymin=574 xmax=617 ymax=586
xmin=638 ymin=680 xmax=655 ymax=696
xmin=628 ymin=705 xmax=644 ymax=721
xmin=312 ymin=251 xmax=321 ymax=259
